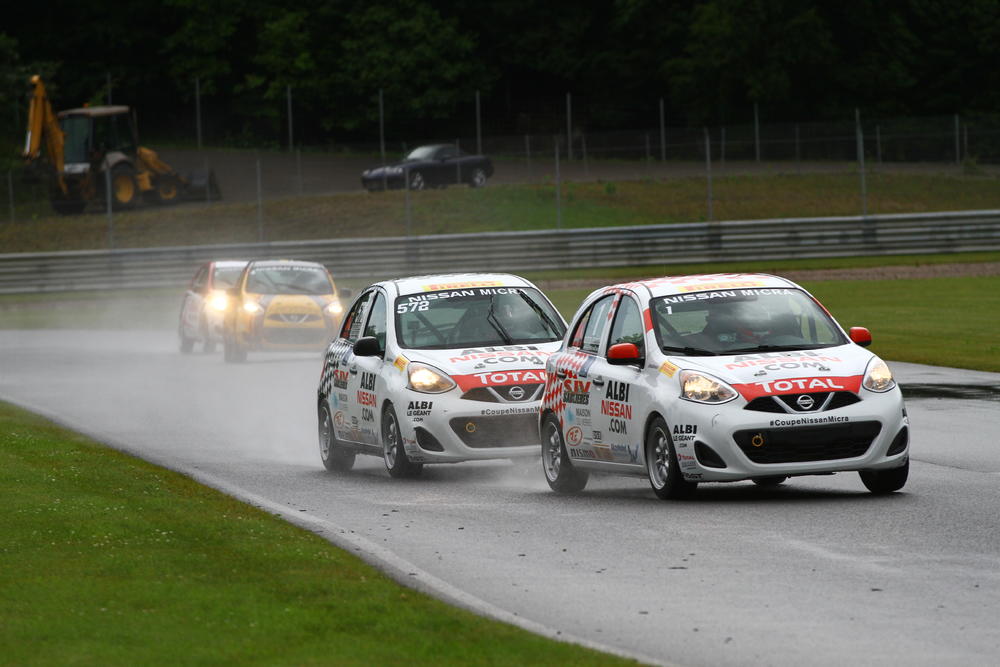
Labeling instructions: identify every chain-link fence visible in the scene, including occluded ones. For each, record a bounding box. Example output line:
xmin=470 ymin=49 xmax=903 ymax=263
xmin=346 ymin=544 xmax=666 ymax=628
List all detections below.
xmin=6 ymin=107 xmax=1000 ymax=253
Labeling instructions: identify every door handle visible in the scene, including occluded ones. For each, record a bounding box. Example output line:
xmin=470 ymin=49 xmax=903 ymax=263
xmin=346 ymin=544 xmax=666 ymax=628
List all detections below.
xmin=591 ymin=376 xmax=605 ymax=386
xmin=349 ymin=365 xmax=358 ymax=374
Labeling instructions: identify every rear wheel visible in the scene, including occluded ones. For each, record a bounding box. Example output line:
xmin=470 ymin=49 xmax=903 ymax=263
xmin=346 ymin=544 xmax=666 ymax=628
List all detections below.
xmin=153 ymin=175 xmax=181 ymax=204
xmin=382 ymin=404 xmax=422 ymax=478
xmin=319 ymin=402 xmax=355 ymax=472
xmin=541 ymin=414 xmax=588 ymax=493
xmin=646 ymin=417 xmax=697 ymax=500
xmin=859 ymin=460 xmax=908 ymax=494
xmin=407 ymin=171 xmax=425 ymax=191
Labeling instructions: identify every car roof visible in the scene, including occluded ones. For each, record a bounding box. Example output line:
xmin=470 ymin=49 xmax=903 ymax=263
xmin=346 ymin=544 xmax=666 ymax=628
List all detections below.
xmin=602 ymin=273 xmax=799 ymax=300
xmin=246 ymin=259 xmax=327 ymax=270
xmin=211 ymin=260 xmax=249 ymax=269
xmin=387 ymin=273 xmax=534 ymax=296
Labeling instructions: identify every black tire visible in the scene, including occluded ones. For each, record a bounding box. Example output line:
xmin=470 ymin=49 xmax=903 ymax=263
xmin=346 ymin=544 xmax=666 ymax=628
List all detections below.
xmin=469 ymin=168 xmax=488 ymax=188
xmin=645 ymin=417 xmax=698 ymax=500
xmin=859 ymin=459 xmax=908 ymax=494
xmin=382 ymin=404 xmax=422 ymax=478
xmin=153 ymin=175 xmax=181 ymax=205
xmin=540 ymin=414 xmax=588 ymax=494
xmin=407 ymin=171 xmax=425 ymax=191
xmin=318 ymin=402 xmax=355 ymax=472
xmin=752 ymin=476 xmax=788 ymax=487
xmin=109 ymin=164 xmax=139 ymax=210
xmin=179 ymin=334 xmax=194 ymax=354
xmin=223 ymin=335 xmax=246 ymax=363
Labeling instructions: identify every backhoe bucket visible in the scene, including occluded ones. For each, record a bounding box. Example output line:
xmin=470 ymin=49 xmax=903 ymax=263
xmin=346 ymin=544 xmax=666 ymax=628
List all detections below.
xmin=183 ymin=168 xmax=221 ymax=201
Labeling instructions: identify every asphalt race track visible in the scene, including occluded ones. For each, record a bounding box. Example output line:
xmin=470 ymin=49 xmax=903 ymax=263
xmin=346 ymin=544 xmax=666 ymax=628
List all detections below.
xmin=2 ymin=329 xmax=998 ymax=666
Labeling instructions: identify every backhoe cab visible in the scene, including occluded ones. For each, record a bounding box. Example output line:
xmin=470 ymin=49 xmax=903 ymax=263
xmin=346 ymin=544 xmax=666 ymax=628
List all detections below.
xmin=22 ymin=75 xmax=219 ymax=215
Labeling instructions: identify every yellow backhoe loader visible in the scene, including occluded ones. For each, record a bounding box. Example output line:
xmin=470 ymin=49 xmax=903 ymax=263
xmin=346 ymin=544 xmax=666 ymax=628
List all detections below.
xmin=22 ymin=75 xmax=220 ymax=215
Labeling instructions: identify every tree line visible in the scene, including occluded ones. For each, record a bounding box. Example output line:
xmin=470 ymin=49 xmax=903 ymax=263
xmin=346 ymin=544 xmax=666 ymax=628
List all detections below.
xmin=4 ymin=0 xmax=1000 ymax=149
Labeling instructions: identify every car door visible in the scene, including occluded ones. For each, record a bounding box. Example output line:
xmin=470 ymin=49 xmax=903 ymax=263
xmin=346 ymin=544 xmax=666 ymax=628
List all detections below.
xmin=556 ymin=294 xmax=615 ymax=463
xmin=181 ymin=264 xmax=209 ymax=339
xmin=346 ymin=288 xmax=389 ymax=446
xmin=327 ymin=289 xmax=374 ymax=446
xmin=588 ymin=292 xmax=647 ymax=468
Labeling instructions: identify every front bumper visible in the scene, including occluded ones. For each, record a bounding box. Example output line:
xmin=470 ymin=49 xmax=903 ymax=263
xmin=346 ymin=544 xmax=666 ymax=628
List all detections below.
xmin=361 ymin=173 xmax=405 ymax=191
xmin=668 ymin=388 xmax=909 ymax=482
xmin=395 ymin=389 xmax=540 ymax=463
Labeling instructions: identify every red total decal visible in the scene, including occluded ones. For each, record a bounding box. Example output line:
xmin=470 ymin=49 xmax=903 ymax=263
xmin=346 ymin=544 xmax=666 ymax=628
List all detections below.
xmin=732 ymin=375 xmax=863 ymax=400
xmin=453 ymin=369 xmax=547 ymax=391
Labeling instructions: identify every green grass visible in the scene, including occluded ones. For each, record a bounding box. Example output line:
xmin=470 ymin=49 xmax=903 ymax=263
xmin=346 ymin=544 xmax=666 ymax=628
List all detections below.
xmin=6 ymin=169 xmax=1000 ymax=252
xmin=544 ymin=274 xmax=1000 ymax=373
xmin=0 ymin=402 xmax=633 ymax=666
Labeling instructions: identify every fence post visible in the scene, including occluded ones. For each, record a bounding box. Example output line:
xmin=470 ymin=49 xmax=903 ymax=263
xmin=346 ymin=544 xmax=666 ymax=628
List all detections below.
xmin=7 ymin=170 xmax=13 ymax=224
xmin=525 ymin=134 xmax=532 ymax=181
xmin=455 ymin=138 xmax=462 ymax=184
xmin=287 ymin=85 xmax=294 ymax=152
xmin=296 ymin=148 xmax=303 ymax=195
xmin=876 ymin=125 xmax=882 ymax=164
xmin=659 ymin=97 xmax=666 ymax=162
xmin=644 ymin=133 xmax=651 ymax=177
xmin=405 ymin=165 xmax=412 ymax=237
xmin=856 ymin=108 xmax=868 ymax=217
xmin=195 ymin=77 xmax=202 ymax=151
xmin=704 ymin=127 xmax=713 ymax=223
xmin=955 ymin=114 xmax=961 ymax=165
xmin=555 ymin=137 xmax=562 ymax=230
xmin=105 ymin=156 xmax=114 ymax=249
xmin=256 ymin=155 xmax=263 ymax=242
xmin=566 ymin=93 xmax=573 ymax=161
xmin=475 ymin=90 xmax=482 ymax=155
xmin=720 ymin=126 xmax=726 ymax=167
xmin=964 ymin=123 xmax=969 ymax=163
xmin=794 ymin=124 xmax=801 ymax=173
xmin=754 ymin=102 xmax=760 ymax=162
xmin=379 ymin=89 xmax=387 ymax=191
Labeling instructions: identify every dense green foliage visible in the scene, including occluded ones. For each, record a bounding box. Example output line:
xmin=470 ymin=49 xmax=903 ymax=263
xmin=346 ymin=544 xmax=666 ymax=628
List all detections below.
xmin=5 ymin=1 xmax=1000 ymax=147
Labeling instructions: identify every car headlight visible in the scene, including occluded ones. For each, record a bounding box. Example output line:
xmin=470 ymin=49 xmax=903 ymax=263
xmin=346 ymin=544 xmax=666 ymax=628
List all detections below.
xmin=388 ymin=167 xmax=403 ymax=175
xmin=679 ymin=370 xmax=737 ymax=404
xmin=325 ymin=300 xmax=343 ymax=316
xmin=243 ymin=301 xmax=262 ymax=314
xmin=863 ymin=358 xmax=896 ymax=392
xmin=208 ymin=292 xmax=228 ymax=312
xmin=407 ymin=363 xmax=456 ymax=394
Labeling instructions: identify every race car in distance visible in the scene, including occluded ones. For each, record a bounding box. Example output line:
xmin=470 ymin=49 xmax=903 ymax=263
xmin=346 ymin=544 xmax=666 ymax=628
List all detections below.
xmin=222 ymin=259 xmax=347 ymax=362
xmin=178 ymin=260 xmax=248 ymax=353
xmin=360 ymin=144 xmax=493 ymax=192
xmin=540 ymin=273 xmax=909 ymax=499
xmin=316 ymin=273 xmax=567 ymax=477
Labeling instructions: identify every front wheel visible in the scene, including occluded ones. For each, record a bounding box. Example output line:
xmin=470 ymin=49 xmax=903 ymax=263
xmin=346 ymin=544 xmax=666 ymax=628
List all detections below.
xmin=223 ymin=334 xmax=246 ymax=363
xmin=541 ymin=414 xmax=588 ymax=493
xmin=319 ymin=402 xmax=355 ymax=472
xmin=859 ymin=460 xmax=908 ymax=494
xmin=645 ymin=417 xmax=697 ymax=500
xmin=468 ymin=168 xmax=487 ymax=188
xmin=109 ymin=164 xmax=139 ymax=210
xmin=407 ymin=171 xmax=425 ymax=191
xmin=382 ymin=404 xmax=422 ymax=478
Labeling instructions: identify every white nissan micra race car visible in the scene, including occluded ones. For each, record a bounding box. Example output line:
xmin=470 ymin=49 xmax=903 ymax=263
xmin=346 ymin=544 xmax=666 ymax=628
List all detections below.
xmin=540 ymin=273 xmax=909 ymax=499
xmin=317 ymin=273 xmax=567 ymax=477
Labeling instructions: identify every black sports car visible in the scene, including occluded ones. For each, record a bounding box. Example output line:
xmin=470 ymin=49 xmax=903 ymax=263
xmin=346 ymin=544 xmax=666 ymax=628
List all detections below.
xmin=361 ymin=144 xmax=494 ymax=191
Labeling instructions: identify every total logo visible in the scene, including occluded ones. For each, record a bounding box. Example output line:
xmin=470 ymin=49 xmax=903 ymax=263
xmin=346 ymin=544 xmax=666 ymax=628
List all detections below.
xmin=735 ymin=375 xmax=862 ymax=399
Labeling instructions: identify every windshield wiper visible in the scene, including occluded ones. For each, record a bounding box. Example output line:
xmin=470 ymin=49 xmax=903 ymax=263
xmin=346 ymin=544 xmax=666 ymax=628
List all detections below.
xmin=661 ymin=345 xmax=717 ymax=356
xmin=486 ymin=295 xmax=514 ymax=344
xmin=516 ymin=291 xmax=563 ymax=338
xmin=725 ymin=343 xmax=833 ymax=354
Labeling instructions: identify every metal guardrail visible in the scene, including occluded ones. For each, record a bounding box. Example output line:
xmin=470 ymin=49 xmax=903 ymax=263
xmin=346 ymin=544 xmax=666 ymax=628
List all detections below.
xmin=1 ymin=210 xmax=999 ymax=294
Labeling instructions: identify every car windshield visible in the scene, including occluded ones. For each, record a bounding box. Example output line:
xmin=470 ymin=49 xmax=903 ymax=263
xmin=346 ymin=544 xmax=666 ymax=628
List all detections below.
xmin=395 ymin=286 xmax=565 ymax=350
xmin=245 ymin=266 xmax=333 ymax=295
xmin=405 ymin=146 xmax=440 ymax=160
xmin=212 ymin=266 xmax=244 ymax=289
xmin=650 ymin=287 xmax=846 ymax=355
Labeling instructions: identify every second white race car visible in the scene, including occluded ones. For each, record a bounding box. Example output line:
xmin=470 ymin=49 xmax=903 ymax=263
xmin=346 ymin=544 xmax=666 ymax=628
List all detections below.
xmin=317 ymin=273 xmax=567 ymax=477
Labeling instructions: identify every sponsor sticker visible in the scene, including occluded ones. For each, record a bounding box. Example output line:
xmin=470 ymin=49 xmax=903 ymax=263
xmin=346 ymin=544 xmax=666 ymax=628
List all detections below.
xmin=659 ymin=360 xmax=679 ymax=378
xmin=566 ymin=426 xmax=584 ymax=446
xmin=421 ymin=280 xmax=504 ymax=291
xmin=393 ymin=355 xmax=408 ymax=371
xmin=732 ymin=375 xmax=863 ymax=400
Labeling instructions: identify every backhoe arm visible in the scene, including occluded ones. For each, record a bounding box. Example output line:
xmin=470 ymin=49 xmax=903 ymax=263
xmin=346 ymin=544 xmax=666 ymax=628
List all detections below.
xmin=23 ymin=75 xmax=67 ymax=194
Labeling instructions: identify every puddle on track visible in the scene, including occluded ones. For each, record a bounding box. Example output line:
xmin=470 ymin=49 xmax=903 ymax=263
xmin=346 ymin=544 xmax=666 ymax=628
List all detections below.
xmin=900 ymin=383 xmax=1000 ymax=402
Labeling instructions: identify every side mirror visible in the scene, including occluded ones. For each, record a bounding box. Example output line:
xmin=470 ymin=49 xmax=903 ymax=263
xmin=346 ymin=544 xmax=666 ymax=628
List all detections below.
xmin=607 ymin=342 xmax=643 ymax=366
xmin=849 ymin=327 xmax=872 ymax=347
xmin=338 ymin=287 xmax=353 ymax=299
xmin=353 ymin=336 xmax=382 ymax=357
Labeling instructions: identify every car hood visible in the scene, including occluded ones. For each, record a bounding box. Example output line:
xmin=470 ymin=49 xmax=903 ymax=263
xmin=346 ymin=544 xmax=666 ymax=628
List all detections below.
xmin=666 ymin=344 xmax=877 ymax=400
xmin=400 ymin=341 xmax=562 ymax=391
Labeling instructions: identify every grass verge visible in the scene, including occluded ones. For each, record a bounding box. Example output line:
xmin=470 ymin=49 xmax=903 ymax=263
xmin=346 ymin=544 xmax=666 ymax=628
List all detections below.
xmin=545 ymin=274 xmax=1000 ymax=373
xmin=5 ymin=169 xmax=1000 ymax=252
xmin=0 ymin=401 xmax=633 ymax=666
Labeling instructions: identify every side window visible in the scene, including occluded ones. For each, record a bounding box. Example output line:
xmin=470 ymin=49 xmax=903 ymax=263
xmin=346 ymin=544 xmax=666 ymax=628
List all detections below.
xmin=192 ymin=266 xmax=208 ymax=292
xmin=569 ymin=295 xmax=614 ymax=353
xmin=339 ymin=291 xmax=373 ymax=342
xmin=363 ymin=291 xmax=388 ymax=352
xmin=608 ymin=297 xmax=645 ymax=358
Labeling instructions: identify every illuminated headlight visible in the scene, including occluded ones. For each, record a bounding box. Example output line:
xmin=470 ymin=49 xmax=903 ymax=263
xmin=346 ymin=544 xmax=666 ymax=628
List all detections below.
xmin=679 ymin=370 xmax=737 ymax=404
xmin=863 ymin=358 xmax=896 ymax=392
xmin=407 ymin=363 xmax=456 ymax=394
xmin=243 ymin=301 xmax=262 ymax=314
xmin=208 ymin=292 xmax=228 ymax=312
xmin=325 ymin=300 xmax=343 ymax=316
